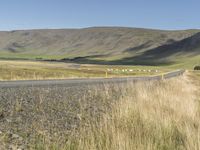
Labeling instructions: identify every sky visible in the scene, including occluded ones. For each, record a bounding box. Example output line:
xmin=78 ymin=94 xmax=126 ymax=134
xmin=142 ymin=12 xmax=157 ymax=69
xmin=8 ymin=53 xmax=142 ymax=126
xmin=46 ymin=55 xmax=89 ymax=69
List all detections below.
xmin=0 ymin=0 xmax=199 ymax=31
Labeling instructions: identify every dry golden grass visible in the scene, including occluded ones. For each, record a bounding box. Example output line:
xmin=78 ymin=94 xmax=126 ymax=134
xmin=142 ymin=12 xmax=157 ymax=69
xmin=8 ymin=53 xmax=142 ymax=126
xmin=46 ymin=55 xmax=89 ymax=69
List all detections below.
xmin=0 ymin=60 xmax=164 ymax=81
xmin=1 ymin=71 xmax=199 ymax=149
xmin=70 ymin=75 xmax=199 ymax=150
xmin=23 ymin=72 xmax=200 ymax=150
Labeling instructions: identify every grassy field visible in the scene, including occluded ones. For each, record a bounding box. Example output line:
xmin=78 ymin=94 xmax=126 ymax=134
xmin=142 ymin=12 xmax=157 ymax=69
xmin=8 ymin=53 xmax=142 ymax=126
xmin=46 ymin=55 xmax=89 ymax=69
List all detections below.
xmin=0 ymin=27 xmax=199 ymax=150
xmin=0 ymin=60 xmax=167 ymax=81
xmin=0 ymin=71 xmax=200 ymax=149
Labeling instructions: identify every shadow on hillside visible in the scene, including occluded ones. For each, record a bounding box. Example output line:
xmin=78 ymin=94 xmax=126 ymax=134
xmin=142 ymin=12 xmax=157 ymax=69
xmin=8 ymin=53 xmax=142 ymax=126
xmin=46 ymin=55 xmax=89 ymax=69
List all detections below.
xmin=59 ymin=32 xmax=200 ymax=66
xmin=60 ymin=55 xmax=174 ymax=66
xmin=124 ymin=41 xmax=152 ymax=53
xmin=128 ymin=32 xmax=200 ymax=60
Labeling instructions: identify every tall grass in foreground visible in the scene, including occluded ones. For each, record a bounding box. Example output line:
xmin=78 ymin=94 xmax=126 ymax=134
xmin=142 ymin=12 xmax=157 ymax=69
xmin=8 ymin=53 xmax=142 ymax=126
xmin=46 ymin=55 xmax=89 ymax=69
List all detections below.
xmin=33 ymin=75 xmax=200 ymax=150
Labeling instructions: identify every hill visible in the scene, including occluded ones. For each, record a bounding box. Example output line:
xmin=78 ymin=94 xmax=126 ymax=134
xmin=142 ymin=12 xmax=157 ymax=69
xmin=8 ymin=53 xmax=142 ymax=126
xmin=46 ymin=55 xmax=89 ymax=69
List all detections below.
xmin=0 ymin=27 xmax=200 ymax=66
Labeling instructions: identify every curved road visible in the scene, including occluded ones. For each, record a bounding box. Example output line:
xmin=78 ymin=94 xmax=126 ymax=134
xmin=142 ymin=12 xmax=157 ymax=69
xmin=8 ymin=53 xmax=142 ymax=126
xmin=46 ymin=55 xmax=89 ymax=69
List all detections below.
xmin=0 ymin=70 xmax=185 ymax=88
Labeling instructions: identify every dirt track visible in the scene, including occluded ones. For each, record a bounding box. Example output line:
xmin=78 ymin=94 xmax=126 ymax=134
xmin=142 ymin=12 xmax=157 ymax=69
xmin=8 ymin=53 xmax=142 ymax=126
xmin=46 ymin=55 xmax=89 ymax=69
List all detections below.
xmin=0 ymin=70 xmax=185 ymax=88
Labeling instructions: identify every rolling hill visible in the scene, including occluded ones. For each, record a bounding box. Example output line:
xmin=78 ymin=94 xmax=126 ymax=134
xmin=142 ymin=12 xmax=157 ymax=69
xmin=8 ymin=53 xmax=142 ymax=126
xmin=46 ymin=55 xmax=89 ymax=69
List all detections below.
xmin=0 ymin=27 xmax=200 ymax=66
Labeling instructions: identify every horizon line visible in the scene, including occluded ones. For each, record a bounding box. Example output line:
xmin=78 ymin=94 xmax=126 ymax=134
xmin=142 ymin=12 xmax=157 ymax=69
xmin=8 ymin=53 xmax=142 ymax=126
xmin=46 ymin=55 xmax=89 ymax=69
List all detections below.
xmin=0 ymin=26 xmax=200 ymax=32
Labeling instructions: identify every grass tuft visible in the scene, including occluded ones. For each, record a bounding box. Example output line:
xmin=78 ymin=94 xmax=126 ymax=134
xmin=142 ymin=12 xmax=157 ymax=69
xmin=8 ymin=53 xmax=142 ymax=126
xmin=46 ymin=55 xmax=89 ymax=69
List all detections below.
xmin=0 ymin=72 xmax=200 ymax=149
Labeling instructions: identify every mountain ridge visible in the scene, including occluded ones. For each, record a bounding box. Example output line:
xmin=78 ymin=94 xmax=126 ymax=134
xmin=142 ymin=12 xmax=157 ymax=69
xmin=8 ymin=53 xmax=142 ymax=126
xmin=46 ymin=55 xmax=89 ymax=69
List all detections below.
xmin=0 ymin=27 xmax=200 ymax=65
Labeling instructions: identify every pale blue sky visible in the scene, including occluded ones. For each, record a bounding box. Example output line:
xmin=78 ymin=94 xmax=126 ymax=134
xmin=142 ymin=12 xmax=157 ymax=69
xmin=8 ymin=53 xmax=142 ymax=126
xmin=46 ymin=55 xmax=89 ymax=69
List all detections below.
xmin=0 ymin=0 xmax=199 ymax=31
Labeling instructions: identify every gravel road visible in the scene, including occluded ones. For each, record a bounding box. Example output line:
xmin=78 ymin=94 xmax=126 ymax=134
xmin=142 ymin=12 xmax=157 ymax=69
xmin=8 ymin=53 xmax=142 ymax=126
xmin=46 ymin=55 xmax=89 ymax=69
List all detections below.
xmin=0 ymin=70 xmax=185 ymax=88
xmin=0 ymin=69 xmax=185 ymax=149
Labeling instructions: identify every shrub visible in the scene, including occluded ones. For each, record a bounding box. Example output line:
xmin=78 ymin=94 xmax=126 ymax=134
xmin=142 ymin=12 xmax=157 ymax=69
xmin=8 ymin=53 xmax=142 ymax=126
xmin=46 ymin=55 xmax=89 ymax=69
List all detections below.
xmin=194 ymin=65 xmax=200 ymax=70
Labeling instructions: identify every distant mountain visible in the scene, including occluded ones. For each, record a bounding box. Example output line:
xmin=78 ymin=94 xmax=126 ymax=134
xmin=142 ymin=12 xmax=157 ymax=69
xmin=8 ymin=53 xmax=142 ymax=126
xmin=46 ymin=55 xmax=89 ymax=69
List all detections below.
xmin=0 ymin=27 xmax=199 ymax=65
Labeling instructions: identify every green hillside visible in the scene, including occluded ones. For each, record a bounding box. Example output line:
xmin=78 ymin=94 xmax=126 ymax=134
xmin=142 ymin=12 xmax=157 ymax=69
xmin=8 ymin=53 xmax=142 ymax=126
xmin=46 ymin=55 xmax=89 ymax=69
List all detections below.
xmin=0 ymin=27 xmax=200 ymax=67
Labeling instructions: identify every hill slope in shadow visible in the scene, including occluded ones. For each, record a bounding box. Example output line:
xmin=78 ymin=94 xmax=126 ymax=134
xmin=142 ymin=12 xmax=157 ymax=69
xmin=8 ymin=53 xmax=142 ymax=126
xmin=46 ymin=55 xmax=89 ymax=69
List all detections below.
xmin=0 ymin=27 xmax=199 ymax=65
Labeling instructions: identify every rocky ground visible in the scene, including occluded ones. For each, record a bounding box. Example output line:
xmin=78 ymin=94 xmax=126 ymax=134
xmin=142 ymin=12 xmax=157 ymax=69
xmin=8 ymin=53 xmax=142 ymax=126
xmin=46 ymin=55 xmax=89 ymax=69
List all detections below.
xmin=0 ymin=83 xmax=122 ymax=149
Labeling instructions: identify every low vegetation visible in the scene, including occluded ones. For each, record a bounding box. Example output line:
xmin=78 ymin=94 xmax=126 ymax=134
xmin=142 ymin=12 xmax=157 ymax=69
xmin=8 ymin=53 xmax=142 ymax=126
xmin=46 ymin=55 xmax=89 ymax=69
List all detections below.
xmin=194 ymin=65 xmax=200 ymax=70
xmin=0 ymin=72 xmax=199 ymax=149
xmin=0 ymin=60 xmax=164 ymax=81
xmin=0 ymin=27 xmax=199 ymax=150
